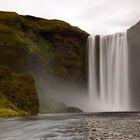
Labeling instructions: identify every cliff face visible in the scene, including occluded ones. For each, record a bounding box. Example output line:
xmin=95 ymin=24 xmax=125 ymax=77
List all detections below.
xmin=0 ymin=11 xmax=88 ymax=82
xmin=0 ymin=11 xmax=89 ymax=113
xmin=0 ymin=66 xmax=39 ymax=116
xmin=127 ymin=21 xmax=140 ymax=110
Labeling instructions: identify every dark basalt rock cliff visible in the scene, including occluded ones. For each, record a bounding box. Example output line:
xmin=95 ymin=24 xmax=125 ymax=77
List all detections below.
xmin=127 ymin=21 xmax=140 ymax=110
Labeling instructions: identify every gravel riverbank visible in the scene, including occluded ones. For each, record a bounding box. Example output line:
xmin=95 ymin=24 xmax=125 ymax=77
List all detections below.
xmin=75 ymin=112 xmax=140 ymax=140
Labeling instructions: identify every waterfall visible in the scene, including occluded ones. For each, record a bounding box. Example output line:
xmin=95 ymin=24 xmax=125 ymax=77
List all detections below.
xmin=88 ymin=32 xmax=130 ymax=111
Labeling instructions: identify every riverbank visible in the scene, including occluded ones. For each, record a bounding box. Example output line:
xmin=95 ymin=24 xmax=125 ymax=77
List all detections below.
xmin=77 ymin=112 xmax=140 ymax=140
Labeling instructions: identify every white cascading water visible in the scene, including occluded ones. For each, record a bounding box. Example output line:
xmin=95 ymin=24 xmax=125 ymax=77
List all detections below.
xmin=88 ymin=32 xmax=130 ymax=111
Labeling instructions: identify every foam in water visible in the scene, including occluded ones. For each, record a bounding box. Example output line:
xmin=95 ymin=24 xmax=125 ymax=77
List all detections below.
xmin=88 ymin=32 xmax=130 ymax=112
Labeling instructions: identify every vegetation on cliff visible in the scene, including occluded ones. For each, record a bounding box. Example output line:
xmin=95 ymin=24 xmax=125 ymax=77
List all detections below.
xmin=0 ymin=11 xmax=88 ymax=113
xmin=0 ymin=11 xmax=88 ymax=81
xmin=0 ymin=66 xmax=39 ymax=116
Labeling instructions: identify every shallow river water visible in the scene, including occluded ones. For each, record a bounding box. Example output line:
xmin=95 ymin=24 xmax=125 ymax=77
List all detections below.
xmin=0 ymin=113 xmax=140 ymax=140
xmin=0 ymin=113 xmax=87 ymax=140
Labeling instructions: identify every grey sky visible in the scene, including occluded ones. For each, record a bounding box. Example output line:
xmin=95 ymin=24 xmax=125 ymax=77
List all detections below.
xmin=0 ymin=0 xmax=140 ymax=34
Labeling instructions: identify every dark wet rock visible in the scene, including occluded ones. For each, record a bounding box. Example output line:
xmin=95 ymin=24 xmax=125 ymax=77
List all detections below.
xmin=127 ymin=21 xmax=140 ymax=110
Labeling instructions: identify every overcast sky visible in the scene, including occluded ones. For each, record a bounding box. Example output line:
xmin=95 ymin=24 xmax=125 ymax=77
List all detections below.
xmin=0 ymin=0 xmax=140 ymax=35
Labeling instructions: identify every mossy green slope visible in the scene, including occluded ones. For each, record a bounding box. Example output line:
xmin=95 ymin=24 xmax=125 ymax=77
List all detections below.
xmin=0 ymin=11 xmax=88 ymax=82
xmin=0 ymin=66 xmax=39 ymax=116
xmin=0 ymin=11 xmax=88 ymax=113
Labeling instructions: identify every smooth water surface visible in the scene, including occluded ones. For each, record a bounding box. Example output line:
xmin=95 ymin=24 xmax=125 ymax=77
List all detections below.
xmin=0 ymin=114 xmax=86 ymax=140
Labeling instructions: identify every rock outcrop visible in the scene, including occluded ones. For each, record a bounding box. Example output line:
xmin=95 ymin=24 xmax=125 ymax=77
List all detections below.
xmin=0 ymin=11 xmax=88 ymax=82
xmin=127 ymin=21 xmax=140 ymax=110
xmin=0 ymin=66 xmax=39 ymax=116
xmin=0 ymin=11 xmax=89 ymax=113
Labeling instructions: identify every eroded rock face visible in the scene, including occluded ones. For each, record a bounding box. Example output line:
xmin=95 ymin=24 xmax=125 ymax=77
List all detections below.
xmin=127 ymin=21 xmax=140 ymax=110
xmin=0 ymin=66 xmax=39 ymax=116
xmin=0 ymin=11 xmax=89 ymax=113
xmin=0 ymin=11 xmax=89 ymax=83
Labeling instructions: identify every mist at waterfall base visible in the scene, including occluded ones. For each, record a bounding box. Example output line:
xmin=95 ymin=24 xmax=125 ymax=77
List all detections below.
xmin=33 ymin=32 xmax=131 ymax=113
xmin=28 ymin=51 xmax=89 ymax=112
xmin=88 ymin=33 xmax=131 ymax=112
xmin=35 ymin=76 xmax=89 ymax=111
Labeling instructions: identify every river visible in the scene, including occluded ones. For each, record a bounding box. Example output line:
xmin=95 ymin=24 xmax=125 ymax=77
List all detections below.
xmin=0 ymin=113 xmax=87 ymax=140
xmin=0 ymin=113 xmax=140 ymax=140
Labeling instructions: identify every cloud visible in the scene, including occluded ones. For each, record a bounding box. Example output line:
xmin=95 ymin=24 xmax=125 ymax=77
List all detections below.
xmin=0 ymin=0 xmax=140 ymax=35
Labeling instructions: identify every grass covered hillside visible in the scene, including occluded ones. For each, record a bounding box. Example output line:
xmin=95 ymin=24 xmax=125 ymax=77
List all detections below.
xmin=0 ymin=11 xmax=89 ymax=113
xmin=0 ymin=11 xmax=88 ymax=82
xmin=0 ymin=66 xmax=39 ymax=116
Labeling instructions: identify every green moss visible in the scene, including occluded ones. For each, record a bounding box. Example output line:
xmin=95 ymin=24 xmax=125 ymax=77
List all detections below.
xmin=0 ymin=32 xmax=29 ymax=72
xmin=0 ymin=11 xmax=19 ymax=20
xmin=0 ymin=66 xmax=39 ymax=116
xmin=0 ymin=92 xmax=29 ymax=116
xmin=0 ymin=11 xmax=89 ymax=113
xmin=0 ymin=109 xmax=28 ymax=117
xmin=0 ymin=11 xmax=88 ymax=82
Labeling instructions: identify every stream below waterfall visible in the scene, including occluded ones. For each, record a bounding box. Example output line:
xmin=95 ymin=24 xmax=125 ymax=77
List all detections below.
xmin=0 ymin=113 xmax=140 ymax=140
xmin=0 ymin=113 xmax=86 ymax=140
